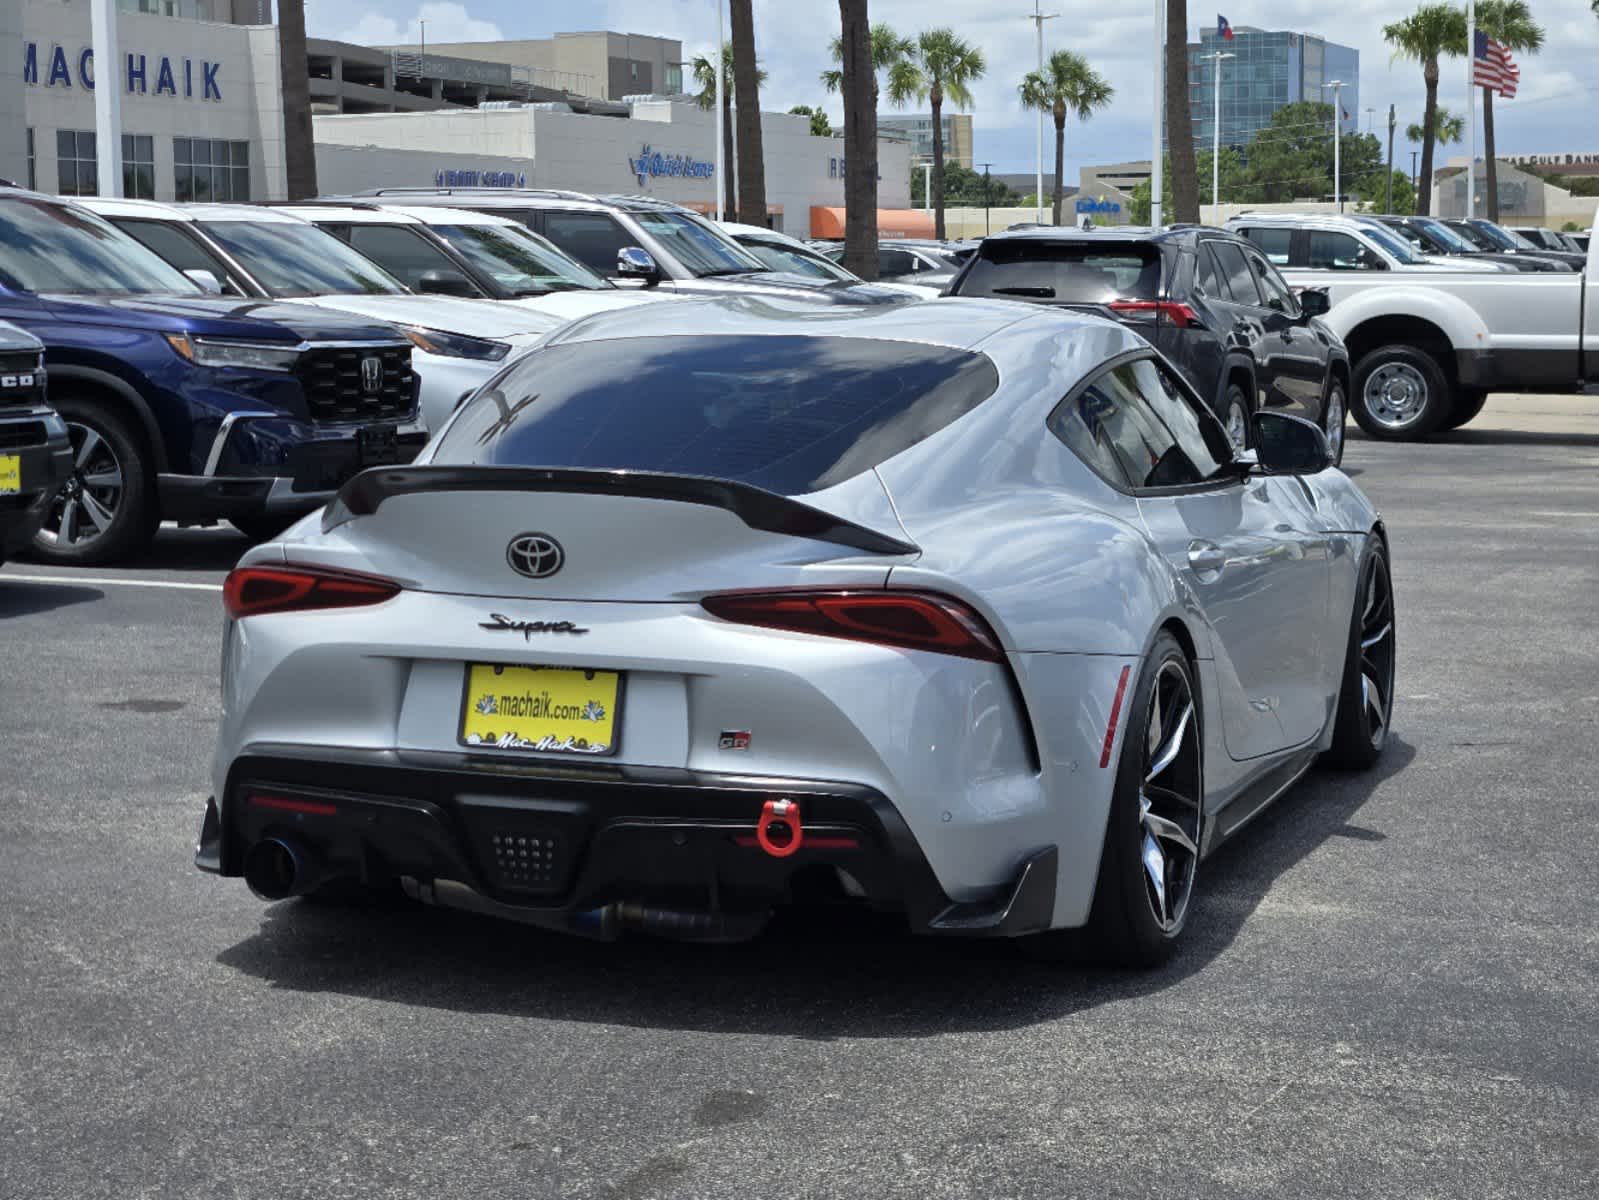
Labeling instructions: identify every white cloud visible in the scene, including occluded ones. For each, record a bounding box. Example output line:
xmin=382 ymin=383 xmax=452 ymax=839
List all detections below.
xmin=306 ymin=2 xmax=503 ymax=47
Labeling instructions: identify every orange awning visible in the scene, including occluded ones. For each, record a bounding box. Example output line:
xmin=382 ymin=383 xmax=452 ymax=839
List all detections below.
xmin=810 ymin=207 xmax=936 ymax=240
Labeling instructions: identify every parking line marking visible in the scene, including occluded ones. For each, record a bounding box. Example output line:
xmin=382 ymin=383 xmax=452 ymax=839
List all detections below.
xmin=2 ymin=573 xmax=223 ymax=593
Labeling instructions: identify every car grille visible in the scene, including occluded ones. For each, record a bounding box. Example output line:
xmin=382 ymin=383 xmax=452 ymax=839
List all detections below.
xmin=0 ymin=421 xmax=47 ymax=449
xmin=0 ymin=355 xmax=44 ymax=408
xmin=294 ymin=343 xmax=415 ymax=425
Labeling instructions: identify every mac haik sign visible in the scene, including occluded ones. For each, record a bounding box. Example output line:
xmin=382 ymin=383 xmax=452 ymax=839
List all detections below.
xmin=24 ymin=43 xmax=224 ymax=102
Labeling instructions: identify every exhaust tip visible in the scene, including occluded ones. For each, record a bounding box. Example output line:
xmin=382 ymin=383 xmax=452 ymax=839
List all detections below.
xmin=243 ymin=837 xmax=315 ymax=901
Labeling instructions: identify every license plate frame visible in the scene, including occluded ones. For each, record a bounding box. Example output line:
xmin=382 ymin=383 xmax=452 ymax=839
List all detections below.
xmin=357 ymin=423 xmax=400 ymax=467
xmin=457 ymin=663 xmax=624 ymax=757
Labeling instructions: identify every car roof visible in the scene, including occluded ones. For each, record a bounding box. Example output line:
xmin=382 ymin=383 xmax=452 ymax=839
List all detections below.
xmin=275 ymin=203 xmax=427 ymax=225
xmin=1226 ymin=213 xmax=1371 ymax=232
xmin=720 ymin=222 xmax=817 ymax=251
xmin=543 ymin=294 xmax=1117 ymax=355
xmin=978 ymin=224 xmax=1232 ymax=247
xmin=344 ymin=188 xmax=697 ymax=216
xmin=76 ymin=196 xmax=195 ymax=221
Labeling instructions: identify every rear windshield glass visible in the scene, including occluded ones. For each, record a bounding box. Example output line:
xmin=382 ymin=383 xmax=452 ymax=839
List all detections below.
xmin=955 ymin=241 xmax=1161 ymax=303
xmin=432 ymin=334 xmax=1001 ymax=496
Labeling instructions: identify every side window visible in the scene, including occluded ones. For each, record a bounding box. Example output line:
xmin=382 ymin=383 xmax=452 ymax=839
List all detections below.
xmin=1307 ymin=231 xmax=1373 ymax=271
xmin=541 ymin=212 xmax=634 ymax=275
xmin=116 ymin=220 xmax=241 ymax=293
xmin=1194 ymin=244 xmax=1225 ymax=299
xmin=1047 ymin=382 xmax=1132 ymax=489
xmin=1210 ymin=241 xmax=1262 ymax=305
xmin=878 ymin=249 xmax=915 ymax=277
xmin=1129 ymin=359 xmax=1232 ymax=477
xmin=1247 ymin=252 xmax=1298 ymax=315
xmin=1063 ymin=364 xmax=1201 ymax=489
xmin=345 ymin=224 xmax=461 ymax=291
xmin=1241 ymin=227 xmax=1293 ymax=266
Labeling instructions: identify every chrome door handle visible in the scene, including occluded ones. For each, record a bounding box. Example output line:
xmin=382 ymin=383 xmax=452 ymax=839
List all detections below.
xmin=1188 ymin=542 xmax=1227 ymax=574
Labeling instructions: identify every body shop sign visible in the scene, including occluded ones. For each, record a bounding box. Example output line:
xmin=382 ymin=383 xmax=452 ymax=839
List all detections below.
xmin=24 ymin=43 xmax=223 ymax=101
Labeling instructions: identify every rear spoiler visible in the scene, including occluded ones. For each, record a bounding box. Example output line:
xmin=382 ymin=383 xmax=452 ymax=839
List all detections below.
xmin=323 ymin=465 xmax=920 ymax=557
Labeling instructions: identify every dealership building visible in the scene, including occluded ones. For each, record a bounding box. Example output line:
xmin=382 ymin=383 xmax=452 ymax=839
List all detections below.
xmin=6 ymin=4 xmax=911 ymax=236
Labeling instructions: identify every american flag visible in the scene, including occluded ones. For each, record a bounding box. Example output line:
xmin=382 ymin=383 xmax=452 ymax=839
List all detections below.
xmin=1473 ymin=30 xmax=1520 ymax=99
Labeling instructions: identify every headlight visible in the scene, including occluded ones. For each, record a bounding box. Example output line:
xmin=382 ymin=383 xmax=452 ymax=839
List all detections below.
xmin=400 ymin=325 xmax=511 ymax=362
xmin=166 ymin=333 xmax=300 ymax=372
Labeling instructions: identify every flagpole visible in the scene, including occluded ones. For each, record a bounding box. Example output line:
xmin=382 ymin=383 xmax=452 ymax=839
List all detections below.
xmin=1466 ymin=0 xmax=1476 ymax=221
xmin=1028 ymin=1 xmax=1058 ymax=224
xmin=1150 ymin=0 xmax=1164 ymax=228
xmin=1324 ymin=80 xmax=1344 ymax=213
xmin=1205 ymin=50 xmax=1234 ymax=221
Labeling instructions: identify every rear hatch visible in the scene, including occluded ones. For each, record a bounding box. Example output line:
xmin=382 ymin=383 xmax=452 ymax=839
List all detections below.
xmin=953 ymin=238 xmax=1165 ymax=323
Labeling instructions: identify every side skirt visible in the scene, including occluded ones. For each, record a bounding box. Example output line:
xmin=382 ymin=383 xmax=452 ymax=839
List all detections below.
xmin=1202 ymin=747 xmax=1320 ymax=855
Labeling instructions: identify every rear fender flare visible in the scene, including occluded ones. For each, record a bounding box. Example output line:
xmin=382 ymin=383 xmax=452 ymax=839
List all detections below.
xmin=1216 ymin=355 xmax=1258 ymax=414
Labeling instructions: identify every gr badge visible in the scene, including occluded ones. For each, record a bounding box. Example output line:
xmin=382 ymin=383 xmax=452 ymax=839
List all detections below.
xmin=718 ymin=730 xmax=751 ymax=752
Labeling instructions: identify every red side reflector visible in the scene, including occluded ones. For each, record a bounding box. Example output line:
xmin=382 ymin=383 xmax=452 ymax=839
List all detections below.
xmin=701 ymin=590 xmax=1004 ymax=662
xmin=246 ymin=792 xmax=338 ymax=817
xmin=223 ymin=565 xmax=400 ymax=620
xmin=1099 ymin=665 xmax=1132 ymax=769
xmin=1108 ymin=300 xmax=1200 ymax=328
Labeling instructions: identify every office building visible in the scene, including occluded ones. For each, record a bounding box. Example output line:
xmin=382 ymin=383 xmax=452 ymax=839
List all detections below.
xmin=384 ymin=33 xmax=685 ymax=101
xmin=1186 ymin=27 xmax=1359 ymax=153
xmin=879 ymin=113 xmax=973 ymax=169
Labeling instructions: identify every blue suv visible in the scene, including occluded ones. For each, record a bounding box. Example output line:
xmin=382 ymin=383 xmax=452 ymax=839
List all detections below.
xmin=0 ymin=190 xmax=421 ymax=563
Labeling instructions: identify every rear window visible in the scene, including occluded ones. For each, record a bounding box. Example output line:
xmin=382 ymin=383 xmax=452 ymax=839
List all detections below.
xmin=955 ymin=240 xmax=1161 ymax=304
xmin=432 ymin=334 xmax=1001 ymax=496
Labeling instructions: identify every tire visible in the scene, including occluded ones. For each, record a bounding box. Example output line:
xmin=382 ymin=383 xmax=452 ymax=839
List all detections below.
xmin=1350 ymin=346 xmax=1451 ymax=441
xmin=1440 ymin=389 xmax=1489 ymax=431
xmin=1027 ymin=632 xmax=1204 ymax=967
xmin=231 ymin=515 xmax=298 ymax=543
xmin=30 ymin=394 xmax=158 ymax=566
xmin=1322 ymin=377 xmax=1348 ymax=467
xmin=1323 ymin=540 xmax=1396 ymax=771
xmin=1222 ymin=382 xmax=1253 ymax=453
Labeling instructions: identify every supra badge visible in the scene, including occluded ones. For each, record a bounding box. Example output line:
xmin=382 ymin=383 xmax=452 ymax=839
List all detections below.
xmin=506 ymin=532 xmax=564 ymax=579
xmin=719 ymin=730 xmax=752 ymax=751
xmin=480 ymin=613 xmax=589 ymax=639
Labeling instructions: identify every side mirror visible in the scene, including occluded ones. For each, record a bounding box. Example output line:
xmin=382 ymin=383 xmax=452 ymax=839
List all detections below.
xmin=1356 ymin=247 xmax=1388 ymax=271
xmin=184 ymin=268 xmax=224 ymax=295
xmin=616 ymin=246 xmax=661 ymax=288
xmin=416 ymin=269 xmax=479 ymax=298
xmin=1252 ymin=411 xmax=1333 ymax=475
xmin=1298 ymin=287 xmax=1331 ymax=317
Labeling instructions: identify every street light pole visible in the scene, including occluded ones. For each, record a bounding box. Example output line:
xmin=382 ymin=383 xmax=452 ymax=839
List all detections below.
xmin=1410 ymin=150 xmax=1419 ymax=213
xmin=1465 ymin=0 xmax=1477 ymax=220
xmin=1150 ymin=0 xmax=1165 ymax=228
xmin=920 ymin=160 xmax=932 ymax=213
xmin=1323 ymin=80 xmax=1345 ymax=212
xmin=978 ymin=161 xmax=994 ymax=235
xmin=1027 ymin=1 xmax=1058 ymax=224
xmin=713 ymin=0 xmax=725 ymax=222
xmin=1202 ymin=51 xmax=1233 ymax=222
xmin=1385 ymin=104 xmax=1396 ymax=214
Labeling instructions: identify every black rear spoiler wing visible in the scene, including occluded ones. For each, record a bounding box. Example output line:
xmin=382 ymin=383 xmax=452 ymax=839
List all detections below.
xmin=322 ymin=466 xmax=920 ymax=557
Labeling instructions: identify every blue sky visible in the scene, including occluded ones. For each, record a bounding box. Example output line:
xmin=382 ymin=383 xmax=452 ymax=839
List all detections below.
xmin=303 ymin=0 xmax=1599 ymax=180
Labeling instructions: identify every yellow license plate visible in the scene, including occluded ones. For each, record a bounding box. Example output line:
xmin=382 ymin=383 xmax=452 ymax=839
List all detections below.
xmin=459 ymin=664 xmax=622 ymax=756
xmin=0 ymin=455 xmax=17 ymax=495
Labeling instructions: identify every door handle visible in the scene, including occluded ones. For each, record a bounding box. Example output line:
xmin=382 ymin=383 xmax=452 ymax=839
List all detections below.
xmin=1188 ymin=541 xmax=1227 ymax=574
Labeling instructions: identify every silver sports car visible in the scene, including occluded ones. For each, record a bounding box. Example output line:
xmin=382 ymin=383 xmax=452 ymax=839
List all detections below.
xmin=197 ymin=296 xmax=1395 ymax=965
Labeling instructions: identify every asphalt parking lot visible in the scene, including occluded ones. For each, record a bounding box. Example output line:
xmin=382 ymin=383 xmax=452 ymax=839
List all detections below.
xmin=2 ymin=394 xmax=1596 ymax=1200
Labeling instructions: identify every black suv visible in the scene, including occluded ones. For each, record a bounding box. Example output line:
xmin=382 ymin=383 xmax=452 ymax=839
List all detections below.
xmin=946 ymin=227 xmax=1351 ymax=463
xmin=1368 ymin=214 xmax=1569 ymax=272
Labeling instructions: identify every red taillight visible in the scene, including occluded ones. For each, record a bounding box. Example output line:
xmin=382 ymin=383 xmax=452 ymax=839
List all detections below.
xmin=701 ymin=590 xmax=1004 ymax=662
xmin=223 ymin=565 xmax=400 ymax=620
xmin=246 ymin=792 xmax=338 ymax=816
xmin=1108 ymin=299 xmax=1200 ymax=328
xmin=1099 ymin=665 xmax=1132 ymax=768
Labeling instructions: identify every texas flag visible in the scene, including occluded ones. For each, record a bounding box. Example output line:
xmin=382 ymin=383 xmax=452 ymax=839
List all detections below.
xmin=1218 ymin=14 xmax=1235 ymax=40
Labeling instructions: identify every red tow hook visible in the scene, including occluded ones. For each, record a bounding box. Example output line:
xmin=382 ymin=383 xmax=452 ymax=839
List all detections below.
xmin=756 ymin=798 xmax=803 ymax=858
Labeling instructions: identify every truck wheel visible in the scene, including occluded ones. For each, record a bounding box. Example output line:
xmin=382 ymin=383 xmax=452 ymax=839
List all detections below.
xmin=1351 ymin=347 xmax=1451 ymax=441
xmin=1222 ymin=383 xmax=1253 ymax=453
xmin=1441 ymin=389 xmax=1489 ymax=431
xmin=31 ymin=395 xmax=158 ymax=566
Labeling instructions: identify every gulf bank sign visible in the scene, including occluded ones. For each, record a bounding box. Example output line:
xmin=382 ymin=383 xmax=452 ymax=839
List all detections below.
xmin=23 ymin=43 xmax=224 ymax=102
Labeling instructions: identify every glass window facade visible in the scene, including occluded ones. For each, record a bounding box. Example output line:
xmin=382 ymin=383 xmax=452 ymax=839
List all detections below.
xmin=122 ymin=134 xmax=155 ymax=201
xmin=1183 ymin=28 xmax=1359 ymax=155
xmin=174 ymin=138 xmax=250 ymax=203
xmin=57 ymin=130 xmax=98 ymax=197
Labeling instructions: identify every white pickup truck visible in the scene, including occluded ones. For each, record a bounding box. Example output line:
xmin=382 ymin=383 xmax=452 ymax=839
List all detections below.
xmin=1230 ymin=211 xmax=1599 ymax=439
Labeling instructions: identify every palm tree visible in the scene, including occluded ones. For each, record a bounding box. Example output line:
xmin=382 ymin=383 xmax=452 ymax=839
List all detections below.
xmin=1406 ymin=106 xmax=1465 ymax=147
xmin=692 ymin=43 xmax=766 ymax=220
xmin=1383 ymin=4 xmax=1467 ymax=216
xmin=729 ymin=0 xmax=768 ymax=227
xmin=1164 ymin=0 xmax=1199 ymax=223
xmin=835 ymin=1 xmax=878 ymax=280
xmin=821 ymin=24 xmax=921 ymax=114
xmin=278 ymin=0 xmax=317 ymax=199
xmin=912 ymin=29 xmax=985 ymax=240
xmin=1475 ymin=1 xmax=1543 ymax=221
xmin=1020 ymin=50 xmax=1114 ymax=226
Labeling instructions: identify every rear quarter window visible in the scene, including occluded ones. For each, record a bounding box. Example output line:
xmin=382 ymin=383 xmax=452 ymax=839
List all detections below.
xmin=955 ymin=241 xmax=1161 ymax=304
xmin=433 ymin=334 xmax=1002 ymax=496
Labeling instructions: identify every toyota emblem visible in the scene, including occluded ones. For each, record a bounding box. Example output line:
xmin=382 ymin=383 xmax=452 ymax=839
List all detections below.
xmin=360 ymin=355 xmax=383 ymax=394
xmin=506 ymin=533 xmax=565 ymax=579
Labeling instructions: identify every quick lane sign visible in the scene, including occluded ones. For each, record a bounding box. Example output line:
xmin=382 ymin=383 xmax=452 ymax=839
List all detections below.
xmin=23 ymin=43 xmax=223 ymax=102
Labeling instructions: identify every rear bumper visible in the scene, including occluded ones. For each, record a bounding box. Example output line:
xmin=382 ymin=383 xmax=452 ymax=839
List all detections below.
xmin=198 ymin=744 xmax=1056 ymax=939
